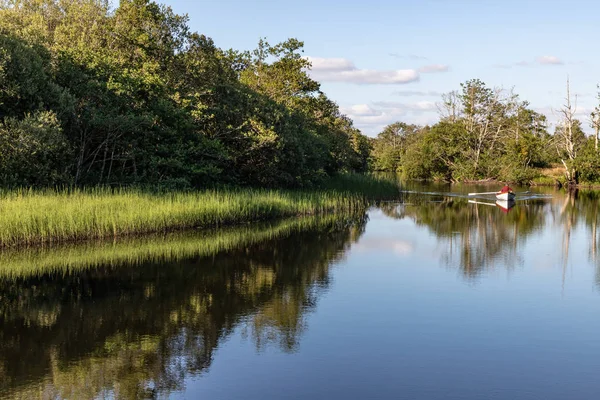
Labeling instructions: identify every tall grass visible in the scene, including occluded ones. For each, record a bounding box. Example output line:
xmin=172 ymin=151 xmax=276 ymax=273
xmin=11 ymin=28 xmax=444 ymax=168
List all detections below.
xmin=321 ymin=173 xmax=400 ymax=197
xmin=0 ymin=177 xmax=399 ymax=247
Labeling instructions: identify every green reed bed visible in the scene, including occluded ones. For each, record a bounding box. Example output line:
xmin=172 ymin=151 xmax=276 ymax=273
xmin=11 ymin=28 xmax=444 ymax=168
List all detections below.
xmin=321 ymin=173 xmax=400 ymax=197
xmin=0 ymin=185 xmax=392 ymax=247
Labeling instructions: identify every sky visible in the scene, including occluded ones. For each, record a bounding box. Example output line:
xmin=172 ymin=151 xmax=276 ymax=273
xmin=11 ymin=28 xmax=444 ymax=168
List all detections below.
xmin=163 ymin=0 xmax=600 ymax=137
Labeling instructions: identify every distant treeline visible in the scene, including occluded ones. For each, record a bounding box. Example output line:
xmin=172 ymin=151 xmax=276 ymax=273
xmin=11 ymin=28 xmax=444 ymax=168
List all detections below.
xmin=0 ymin=0 xmax=370 ymax=189
xmin=370 ymin=79 xmax=600 ymax=185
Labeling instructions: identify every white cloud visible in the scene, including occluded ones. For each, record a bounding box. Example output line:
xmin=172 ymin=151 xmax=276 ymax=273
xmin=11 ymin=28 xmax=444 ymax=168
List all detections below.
xmin=340 ymin=104 xmax=382 ymax=117
xmin=418 ymin=64 xmax=450 ymax=73
xmin=305 ymin=56 xmax=420 ymax=85
xmin=372 ymin=100 xmax=437 ymax=112
xmin=414 ymin=101 xmax=438 ymax=111
xmin=537 ymin=55 xmax=563 ymax=65
xmin=305 ymin=56 xmax=355 ymax=71
xmin=353 ymin=238 xmax=414 ymax=255
xmin=353 ymin=114 xmax=439 ymax=136
xmin=332 ymin=69 xmax=419 ymax=84
xmin=393 ymin=90 xmax=442 ymax=97
xmin=346 ymin=109 xmax=406 ymax=130
xmin=314 ymin=69 xmax=419 ymax=85
xmin=342 ymin=101 xmax=439 ymax=136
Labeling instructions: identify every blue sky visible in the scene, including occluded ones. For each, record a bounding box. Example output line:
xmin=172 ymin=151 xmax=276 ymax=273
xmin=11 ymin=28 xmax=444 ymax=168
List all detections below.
xmin=164 ymin=0 xmax=599 ymax=136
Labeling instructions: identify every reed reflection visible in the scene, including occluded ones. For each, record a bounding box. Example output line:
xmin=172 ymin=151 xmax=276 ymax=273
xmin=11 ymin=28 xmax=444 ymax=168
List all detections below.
xmin=0 ymin=214 xmax=366 ymax=400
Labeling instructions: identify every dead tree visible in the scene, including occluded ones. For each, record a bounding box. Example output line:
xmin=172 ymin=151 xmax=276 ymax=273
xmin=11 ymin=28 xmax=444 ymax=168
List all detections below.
xmin=556 ymin=78 xmax=578 ymax=184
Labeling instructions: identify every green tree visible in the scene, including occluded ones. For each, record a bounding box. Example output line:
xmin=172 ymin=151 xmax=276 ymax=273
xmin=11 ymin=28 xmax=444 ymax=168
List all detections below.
xmin=0 ymin=111 xmax=71 ymax=186
xmin=371 ymin=122 xmax=420 ymax=171
xmin=0 ymin=1 xmax=372 ymax=188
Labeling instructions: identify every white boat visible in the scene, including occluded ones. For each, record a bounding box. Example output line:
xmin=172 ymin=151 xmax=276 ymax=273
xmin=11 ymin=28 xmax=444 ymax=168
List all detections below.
xmin=496 ymin=191 xmax=516 ymax=201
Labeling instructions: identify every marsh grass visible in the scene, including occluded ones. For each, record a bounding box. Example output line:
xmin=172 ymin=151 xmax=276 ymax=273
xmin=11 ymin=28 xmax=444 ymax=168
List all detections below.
xmin=0 ymin=176 xmax=398 ymax=247
xmin=0 ymin=214 xmax=361 ymax=280
xmin=321 ymin=173 xmax=400 ymax=197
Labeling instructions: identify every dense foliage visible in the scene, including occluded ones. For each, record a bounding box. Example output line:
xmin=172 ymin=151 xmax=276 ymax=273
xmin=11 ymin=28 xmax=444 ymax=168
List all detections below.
xmin=371 ymin=79 xmax=600 ymax=185
xmin=0 ymin=0 xmax=370 ymax=188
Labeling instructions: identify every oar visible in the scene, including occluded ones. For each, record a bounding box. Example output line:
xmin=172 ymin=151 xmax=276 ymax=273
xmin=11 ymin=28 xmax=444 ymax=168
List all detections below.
xmin=468 ymin=199 xmax=496 ymax=206
xmin=468 ymin=190 xmax=530 ymax=196
xmin=467 ymin=191 xmax=498 ymax=196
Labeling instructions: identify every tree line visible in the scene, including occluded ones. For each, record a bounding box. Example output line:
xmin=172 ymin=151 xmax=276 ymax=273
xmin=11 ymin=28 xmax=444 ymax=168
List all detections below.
xmin=371 ymin=79 xmax=600 ymax=185
xmin=0 ymin=0 xmax=370 ymax=189
xmin=4 ymin=1 xmax=598 ymax=190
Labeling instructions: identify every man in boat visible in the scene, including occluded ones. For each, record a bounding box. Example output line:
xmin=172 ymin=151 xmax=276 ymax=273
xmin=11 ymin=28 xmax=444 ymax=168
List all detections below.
xmin=499 ymin=184 xmax=513 ymax=194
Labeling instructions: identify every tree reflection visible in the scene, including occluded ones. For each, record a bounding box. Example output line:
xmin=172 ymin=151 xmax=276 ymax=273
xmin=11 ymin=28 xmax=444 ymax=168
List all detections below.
xmin=0 ymin=214 xmax=366 ymax=400
xmin=381 ymin=193 xmax=548 ymax=278
xmin=552 ymin=189 xmax=600 ymax=287
xmin=386 ymin=188 xmax=600 ymax=284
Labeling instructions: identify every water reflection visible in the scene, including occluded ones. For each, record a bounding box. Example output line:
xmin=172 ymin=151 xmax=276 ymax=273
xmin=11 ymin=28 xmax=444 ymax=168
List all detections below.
xmin=556 ymin=190 xmax=600 ymax=286
xmin=386 ymin=187 xmax=600 ymax=280
xmin=4 ymin=185 xmax=600 ymax=399
xmin=0 ymin=214 xmax=367 ymax=399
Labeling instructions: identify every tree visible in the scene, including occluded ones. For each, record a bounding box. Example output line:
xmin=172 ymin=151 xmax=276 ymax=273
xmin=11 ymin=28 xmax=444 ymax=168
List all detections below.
xmin=0 ymin=111 xmax=71 ymax=186
xmin=439 ymin=90 xmax=460 ymax=122
xmin=0 ymin=1 xmax=373 ymax=188
xmin=555 ymin=78 xmax=584 ymax=184
xmin=458 ymin=79 xmax=509 ymax=177
xmin=371 ymin=122 xmax=420 ymax=171
xmin=591 ymin=85 xmax=600 ymax=152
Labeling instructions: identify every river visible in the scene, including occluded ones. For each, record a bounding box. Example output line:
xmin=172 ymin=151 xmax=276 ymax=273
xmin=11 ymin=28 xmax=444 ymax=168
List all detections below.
xmin=2 ymin=183 xmax=600 ymax=399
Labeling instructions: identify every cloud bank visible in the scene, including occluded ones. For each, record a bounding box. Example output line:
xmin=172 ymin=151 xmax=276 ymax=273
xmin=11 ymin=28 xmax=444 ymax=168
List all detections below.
xmin=536 ymin=55 xmax=563 ymax=65
xmin=306 ymin=56 xmax=420 ymax=84
xmin=340 ymin=101 xmax=439 ymax=136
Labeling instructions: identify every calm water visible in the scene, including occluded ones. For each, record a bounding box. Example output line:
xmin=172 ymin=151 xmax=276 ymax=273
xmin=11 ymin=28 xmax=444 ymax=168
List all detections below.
xmin=2 ymin=183 xmax=600 ymax=399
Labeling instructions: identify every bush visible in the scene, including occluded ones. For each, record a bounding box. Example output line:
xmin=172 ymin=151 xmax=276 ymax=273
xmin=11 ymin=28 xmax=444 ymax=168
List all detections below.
xmin=574 ymin=140 xmax=600 ymax=184
xmin=0 ymin=111 xmax=71 ymax=187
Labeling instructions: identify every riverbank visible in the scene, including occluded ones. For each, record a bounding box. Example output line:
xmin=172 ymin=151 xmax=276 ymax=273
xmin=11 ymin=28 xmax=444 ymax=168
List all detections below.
xmin=0 ymin=175 xmax=398 ymax=248
xmin=391 ymin=165 xmax=600 ymax=189
xmin=531 ymin=166 xmax=600 ymax=189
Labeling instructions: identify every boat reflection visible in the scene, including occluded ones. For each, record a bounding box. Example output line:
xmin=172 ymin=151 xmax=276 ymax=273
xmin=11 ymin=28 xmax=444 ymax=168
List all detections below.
xmin=495 ymin=199 xmax=516 ymax=213
xmin=467 ymin=198 xmax=516 ymax=213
